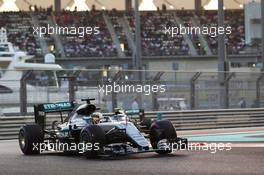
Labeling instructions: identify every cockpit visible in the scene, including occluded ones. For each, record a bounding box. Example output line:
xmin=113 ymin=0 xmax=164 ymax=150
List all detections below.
xmin=66 ymin=99 xmax=129 ymax=128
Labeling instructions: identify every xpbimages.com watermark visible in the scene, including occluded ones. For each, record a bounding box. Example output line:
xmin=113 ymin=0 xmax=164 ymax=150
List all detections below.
xmin=163 ymin=24 xmax=232 ymax=38
xmin=32 ymin=140 xmax=100 ymax=153
xmin=98 ymin=82 xmax=166 ymax=95
xmin=169 ymin=142 xmax=232 ymax=154
xmin=30 ymin=141 xmax=232 ymax=154
xmin=32 ymin=24 xmax=100 ymax=37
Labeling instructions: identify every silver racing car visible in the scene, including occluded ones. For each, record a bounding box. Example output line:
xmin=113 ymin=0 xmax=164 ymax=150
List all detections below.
xmin=18 ymin=98 xmax=187 ymax=158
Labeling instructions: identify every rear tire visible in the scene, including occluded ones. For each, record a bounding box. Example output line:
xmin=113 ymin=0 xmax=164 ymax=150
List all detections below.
xmin=18 ymin=124 xmax=44 ymax=155
xmin=150 ymin=120 xmax=177 ymax=154
xmin=80 ymin=125 xmax=105 ymax=158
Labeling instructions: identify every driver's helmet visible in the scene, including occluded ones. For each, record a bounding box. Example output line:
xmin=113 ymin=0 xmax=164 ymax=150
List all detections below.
xmin=114 ymin=108 xmax=125 ymax=115
xmin=91 ymin=112 xmax=103 ymax=124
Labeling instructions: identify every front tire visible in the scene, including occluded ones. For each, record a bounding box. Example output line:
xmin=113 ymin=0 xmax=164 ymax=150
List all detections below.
xmin=80 ymin=125 xmax=105 ymax=158
xmin=18 ymin=124 xmax=44 ymax=155
xmin=150 ymin=120 xmax=177 ymax=154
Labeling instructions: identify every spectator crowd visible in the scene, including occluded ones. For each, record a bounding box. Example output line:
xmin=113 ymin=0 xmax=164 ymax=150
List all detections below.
xmin=0 ymin=9 xmax=253 ymax=58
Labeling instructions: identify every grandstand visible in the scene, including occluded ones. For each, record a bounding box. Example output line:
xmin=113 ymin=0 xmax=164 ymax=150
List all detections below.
xmin=0 ymin=0 xmax=263 ymax=71
xmin=0 ymin=9 xmax=251 ymax=57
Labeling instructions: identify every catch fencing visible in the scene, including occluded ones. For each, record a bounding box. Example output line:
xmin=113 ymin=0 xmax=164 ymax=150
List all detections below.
xmin=0 ymin=70 xmax=264 ymax=115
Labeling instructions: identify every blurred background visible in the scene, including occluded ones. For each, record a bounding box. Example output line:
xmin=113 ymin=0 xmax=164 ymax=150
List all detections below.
xmin=0 ymin=0 xmax=264 ymax=115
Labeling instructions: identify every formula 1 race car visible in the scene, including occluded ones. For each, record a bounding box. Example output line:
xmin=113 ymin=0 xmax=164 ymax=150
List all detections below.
xmin=18 ymin=98 xmax=187 ymax=158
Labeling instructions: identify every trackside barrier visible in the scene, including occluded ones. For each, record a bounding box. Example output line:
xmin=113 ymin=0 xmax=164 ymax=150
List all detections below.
xmin=1 ymin=108 xmax=264 ymax=140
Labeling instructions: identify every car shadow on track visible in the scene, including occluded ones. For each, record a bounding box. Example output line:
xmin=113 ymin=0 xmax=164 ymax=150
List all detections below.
xmin=99 ymin=153 xmax=188 ymax=161
xmin=29 ymin=151 xmax=189 ymax=161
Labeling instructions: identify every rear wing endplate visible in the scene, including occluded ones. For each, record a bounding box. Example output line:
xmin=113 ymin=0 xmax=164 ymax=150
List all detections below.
xmin=34 ymin=102 xmax=75 ymax=129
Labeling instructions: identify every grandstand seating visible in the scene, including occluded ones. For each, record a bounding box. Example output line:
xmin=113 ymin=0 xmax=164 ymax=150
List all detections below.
xmin=199 ymin=10 xmax=246 ymax=55
xmin=55 ymin=11 xmax=118 ymax=57
xmin=0 ymin=9 xmax=254 ymax=57
xmin=0 ymin=12 xmax=42 ymax=56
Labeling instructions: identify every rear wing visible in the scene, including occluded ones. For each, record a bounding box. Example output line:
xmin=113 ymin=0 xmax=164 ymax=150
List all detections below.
xmin=34 ymin=102 xmax=75 ymax=130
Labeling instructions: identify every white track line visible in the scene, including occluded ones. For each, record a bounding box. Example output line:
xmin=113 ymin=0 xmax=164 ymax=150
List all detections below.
xmin=183 ymin=130 xmax=264 ymax=137
xmin=189 ymin=142 xmax=264 ymax=148
xmin=0 ymin=140 xmax=16 ymax=143
xmin=230 ymin=143 xmax=264 ymax=147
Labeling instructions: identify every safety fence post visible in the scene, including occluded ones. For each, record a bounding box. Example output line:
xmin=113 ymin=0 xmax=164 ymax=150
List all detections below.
xmin=190 ymin=72 xmax=202 ymax=110
xmin=151 ymin=72 xmax=164 ymax=111
xmin=256 ymin=73 xmax=264 ymax=107
xmin=20 ymin=70 xmax=32 ymax=115
xmin=219 ymin=72 xmax=235 ymax=109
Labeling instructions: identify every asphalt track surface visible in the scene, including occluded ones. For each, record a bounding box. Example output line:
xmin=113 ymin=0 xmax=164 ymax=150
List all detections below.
xmin=0 ymin=140 xmax=263 ymax=175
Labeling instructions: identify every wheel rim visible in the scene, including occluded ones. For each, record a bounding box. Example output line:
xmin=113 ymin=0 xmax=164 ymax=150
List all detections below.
xmin=80 ymin=132 xmax=90 ymax=152
xmin=19 ymin=131 xmax=26 ymax=149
